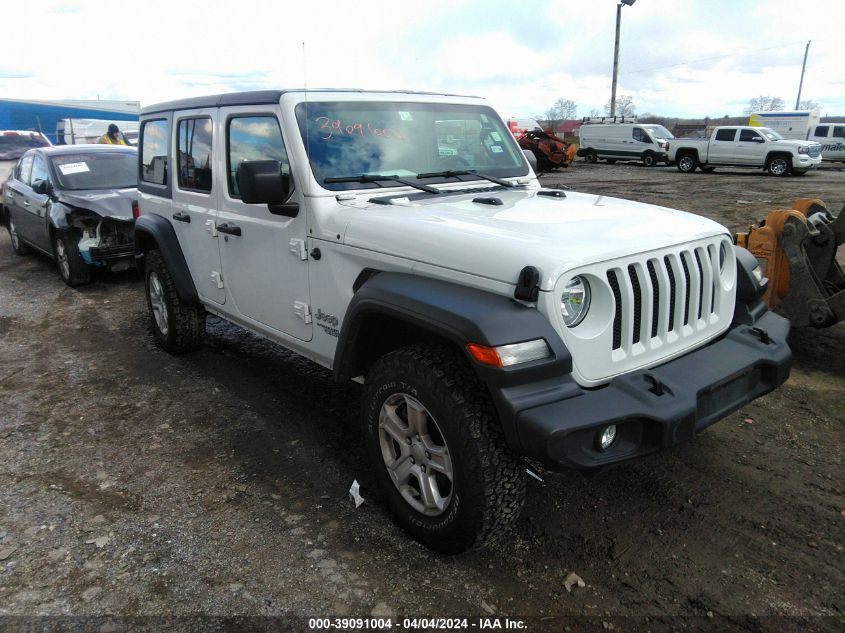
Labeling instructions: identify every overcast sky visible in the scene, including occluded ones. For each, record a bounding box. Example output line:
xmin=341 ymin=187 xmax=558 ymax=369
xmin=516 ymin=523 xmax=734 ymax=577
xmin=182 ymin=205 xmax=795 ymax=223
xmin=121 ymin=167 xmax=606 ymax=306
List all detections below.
xmin=3 ymin=0 xmax=843 ymax=118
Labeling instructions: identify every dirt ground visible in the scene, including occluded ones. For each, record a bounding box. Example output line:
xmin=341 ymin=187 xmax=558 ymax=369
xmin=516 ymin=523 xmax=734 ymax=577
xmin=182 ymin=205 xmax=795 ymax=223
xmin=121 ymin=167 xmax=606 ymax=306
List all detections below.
xmin=0 ymin=161 xmax=843 ymax=633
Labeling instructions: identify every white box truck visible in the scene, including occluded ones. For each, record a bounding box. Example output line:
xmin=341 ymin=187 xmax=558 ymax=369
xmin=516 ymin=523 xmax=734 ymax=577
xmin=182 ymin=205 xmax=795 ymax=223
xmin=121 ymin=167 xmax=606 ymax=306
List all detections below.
xmin=749 ymin=110 xmax=843 ymax=160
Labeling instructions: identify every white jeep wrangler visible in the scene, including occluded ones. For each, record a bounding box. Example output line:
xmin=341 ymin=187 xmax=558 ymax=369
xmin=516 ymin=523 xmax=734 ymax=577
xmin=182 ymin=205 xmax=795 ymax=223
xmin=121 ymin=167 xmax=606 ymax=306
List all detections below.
xmin=135 ymin=90 xmax=791 ymax=553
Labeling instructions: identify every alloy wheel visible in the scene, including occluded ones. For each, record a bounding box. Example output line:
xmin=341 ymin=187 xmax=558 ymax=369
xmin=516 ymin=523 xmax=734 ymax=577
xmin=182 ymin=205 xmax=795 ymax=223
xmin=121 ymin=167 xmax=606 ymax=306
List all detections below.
xmin=378 ymin=393 xmax=454 ymax=516
xmin=55 ymin=238 xmax=71 ymax=280
xmin=148 ymin=271 xmax=170 ymax=336
xmin=9 ymin=220 xmax=20 ymax=250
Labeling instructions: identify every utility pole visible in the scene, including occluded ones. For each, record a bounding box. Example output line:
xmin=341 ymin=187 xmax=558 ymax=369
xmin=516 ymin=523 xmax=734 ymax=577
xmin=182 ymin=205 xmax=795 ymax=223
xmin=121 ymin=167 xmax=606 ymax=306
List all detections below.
xmin=610 ymin=0 xmax=635 ymax=118
xmin=795 ymin=40 xmax=810 ymax=109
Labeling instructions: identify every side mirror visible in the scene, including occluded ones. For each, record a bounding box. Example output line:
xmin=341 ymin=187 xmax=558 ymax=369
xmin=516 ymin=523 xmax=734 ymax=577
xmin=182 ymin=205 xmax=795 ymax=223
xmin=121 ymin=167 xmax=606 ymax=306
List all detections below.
xmin=237 ymin=160 xmax=298 ymax=217
xmin=32 ymin=179 xmax=52 ymax=195
xmin=522 ymin=149 xmax=538 ymax=172
xmin=753 ymin=136 xmax=765 ymax=143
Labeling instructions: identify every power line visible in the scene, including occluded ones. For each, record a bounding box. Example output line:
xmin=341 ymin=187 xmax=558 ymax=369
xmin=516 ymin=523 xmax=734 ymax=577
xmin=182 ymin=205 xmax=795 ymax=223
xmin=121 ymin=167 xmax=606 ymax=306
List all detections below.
xmin=621 ymin=40 xmax=814 ymax=76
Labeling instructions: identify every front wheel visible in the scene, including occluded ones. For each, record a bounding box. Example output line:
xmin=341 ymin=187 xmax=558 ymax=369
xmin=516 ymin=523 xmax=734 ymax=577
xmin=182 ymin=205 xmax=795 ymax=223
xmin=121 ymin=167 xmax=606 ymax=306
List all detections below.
xmin=145 ymin=250 xmax=205 ymax=354
xmin=642 ymin=152 xmax=657 ymax=167
xmin=766 ymin=156 xmax=791 ymax=177
xmin=363 ymin=344 xmax=526 ymax=554
xmin=54 ymin=232 xmax=91 ymax=286
xmin=676 ymin=153 xmax=698 ymax=173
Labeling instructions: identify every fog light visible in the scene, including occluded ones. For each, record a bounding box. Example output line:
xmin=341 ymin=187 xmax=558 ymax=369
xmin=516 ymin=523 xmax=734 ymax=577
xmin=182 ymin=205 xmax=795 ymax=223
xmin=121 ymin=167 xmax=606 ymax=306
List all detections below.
xmin=598 ymin=425 xmax=617 ymax=451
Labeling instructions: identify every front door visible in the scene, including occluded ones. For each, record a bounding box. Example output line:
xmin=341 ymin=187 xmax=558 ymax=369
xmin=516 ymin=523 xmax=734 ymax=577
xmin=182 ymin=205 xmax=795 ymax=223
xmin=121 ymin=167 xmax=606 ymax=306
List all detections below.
xmin=26 ymin=153 xmax=52 ymax=251
xmin=216 ymin=107 xmax=312 ymax=342
xmin=734 ymin=128 xmax=765 ymax=165
xmin=170 ymin=112 xmax=225 ymax=305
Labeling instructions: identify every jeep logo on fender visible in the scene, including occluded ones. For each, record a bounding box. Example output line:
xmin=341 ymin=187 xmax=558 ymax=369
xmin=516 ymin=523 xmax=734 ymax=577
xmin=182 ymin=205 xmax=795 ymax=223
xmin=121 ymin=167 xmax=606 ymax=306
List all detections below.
xmin=314 ymin=308 xmax=339 ymax=327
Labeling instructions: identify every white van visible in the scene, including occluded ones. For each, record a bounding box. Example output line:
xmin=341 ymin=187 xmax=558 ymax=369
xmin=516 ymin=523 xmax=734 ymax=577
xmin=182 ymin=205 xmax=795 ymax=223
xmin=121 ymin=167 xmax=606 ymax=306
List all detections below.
xmin=749 ymin=110 xmax=820 ymax=141
xmin=577 ymin=123 xmax=672 ymax=166
xmin=807 ymin=123 xmax=845 ymax=161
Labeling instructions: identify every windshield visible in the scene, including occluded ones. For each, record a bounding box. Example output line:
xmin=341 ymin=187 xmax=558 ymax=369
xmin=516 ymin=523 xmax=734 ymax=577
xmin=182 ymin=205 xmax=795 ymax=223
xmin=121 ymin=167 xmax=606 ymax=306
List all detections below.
xmin=758 ymin=127 xmax=784 ymax=141
xmin=50 ymin=152 xmax=137 ymax=190
xmin=0 ymin=134 xmax=50 ymax=160
xmin=643 ymin=125 xmax=674 ymax=140
xmin=295 ymin=101 xmax=528 ymax=190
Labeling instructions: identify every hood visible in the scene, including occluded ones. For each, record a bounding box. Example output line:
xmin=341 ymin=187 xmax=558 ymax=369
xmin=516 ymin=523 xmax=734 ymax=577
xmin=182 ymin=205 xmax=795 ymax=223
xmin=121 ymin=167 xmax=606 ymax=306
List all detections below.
xmin=343 ymin=188 xmax=729 ymax=290
xmin=772 ymin=138 xmax=821 ymax=148
xmin=56 ymin=187 xmax=137 ymax=220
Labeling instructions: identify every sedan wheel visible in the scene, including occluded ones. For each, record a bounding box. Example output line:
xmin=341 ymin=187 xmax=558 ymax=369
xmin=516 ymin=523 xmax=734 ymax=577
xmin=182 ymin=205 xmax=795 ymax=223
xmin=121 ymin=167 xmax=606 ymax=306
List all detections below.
xmin=55 ymin=238 xmax=71 ymax=280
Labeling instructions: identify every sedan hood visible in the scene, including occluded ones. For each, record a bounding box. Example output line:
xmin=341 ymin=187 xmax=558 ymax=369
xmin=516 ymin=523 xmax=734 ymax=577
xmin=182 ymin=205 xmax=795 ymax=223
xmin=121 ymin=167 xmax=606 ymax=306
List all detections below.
xmin=56 ymin=188 xmax=138 ymax=220
xmin=343 ymin=188 xmax=729 ymax=290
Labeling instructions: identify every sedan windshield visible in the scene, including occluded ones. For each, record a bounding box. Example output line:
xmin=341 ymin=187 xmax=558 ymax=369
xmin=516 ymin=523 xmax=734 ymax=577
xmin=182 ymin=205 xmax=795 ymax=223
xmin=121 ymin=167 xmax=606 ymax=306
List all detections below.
xmin=0 ymin=134 xmax=50 ymax=160
xmin=295 ymin=101 xmax=528 ymax=190
xmin=50 ymin=152 xmax=137 ymax=190
xmin=759 ymin=127 xmax=784 ymax=141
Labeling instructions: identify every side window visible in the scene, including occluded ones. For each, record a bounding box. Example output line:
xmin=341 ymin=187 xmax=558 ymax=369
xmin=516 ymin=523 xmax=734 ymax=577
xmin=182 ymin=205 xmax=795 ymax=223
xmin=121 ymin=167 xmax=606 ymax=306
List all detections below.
xmin=632 ymin=127 xmax=647 ymax=142
xmin=739 ymin=129 xmax=762 ymax=142
xmin=17 ymin=154 xmax=34 ymax=184
xmin=227 ymin=115 xmax=289 ymax=197
xmin=814 ymin=125 xmax=829 ymax=137
xmin=833 ymin=126 xmax=845 ymax=138
xmin=715 ymin=129 xmax=736 ymax=142
xmin=177 ymin=117 xmax=213 ymax=192
xmin=30 ymin=155 xmax=50 ymax=185
xmin=141 ymin=119 xmax=169 ymax=185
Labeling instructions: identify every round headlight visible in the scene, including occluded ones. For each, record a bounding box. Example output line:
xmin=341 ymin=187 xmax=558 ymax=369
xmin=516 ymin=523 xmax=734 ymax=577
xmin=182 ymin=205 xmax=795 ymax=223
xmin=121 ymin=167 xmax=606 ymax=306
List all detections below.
xmin=561 ymin=276 xmax=591 ymax=327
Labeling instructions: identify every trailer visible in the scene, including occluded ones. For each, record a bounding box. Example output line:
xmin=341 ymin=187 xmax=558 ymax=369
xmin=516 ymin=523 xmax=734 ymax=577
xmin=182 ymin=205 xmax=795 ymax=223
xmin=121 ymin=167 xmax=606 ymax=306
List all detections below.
xmin=0 ymin=98 xmax=139 ymax=144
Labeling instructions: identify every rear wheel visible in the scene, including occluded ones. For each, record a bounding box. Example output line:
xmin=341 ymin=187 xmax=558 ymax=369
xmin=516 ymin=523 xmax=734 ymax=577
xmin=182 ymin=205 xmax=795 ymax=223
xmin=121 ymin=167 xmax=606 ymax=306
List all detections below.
xmin=584 ymin=150 xmax=598 ymax=164
xmin=54 ymin=232 xmax=91 ymax=286
xmin=363 ymin=343 xmax=526 ymax=554
xmin=7 ymin=218 xmax=30 ymax=256
xmin=766 ymin=155 xmax=791 ymax=176
xmin=145 ymin=250 xmax=204 ymax=354
xmin=676 ymin=153 xmax=698 ymax=173
xmin=642 ymin=151 xmax=657 ymax=167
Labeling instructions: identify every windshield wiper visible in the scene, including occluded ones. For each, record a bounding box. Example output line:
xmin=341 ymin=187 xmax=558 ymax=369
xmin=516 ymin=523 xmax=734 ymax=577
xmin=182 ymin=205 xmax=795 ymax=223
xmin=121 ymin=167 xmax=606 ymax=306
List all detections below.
xmin=415 ymin=169 xmax=517 ymax=188
xmin=323 ymin=174 xmax=441 ymax=194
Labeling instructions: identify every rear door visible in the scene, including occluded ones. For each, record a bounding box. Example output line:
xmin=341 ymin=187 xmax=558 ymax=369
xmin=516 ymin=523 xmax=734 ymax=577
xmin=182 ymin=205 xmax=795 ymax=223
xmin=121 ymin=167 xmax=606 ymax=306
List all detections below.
xmin=216 ymin=107 xmax=312 ymax=342
xmin=708 ymin=128 xmax=737 ymax=163
xmin=171 ymin=111 xmax=226 ymax=305
xmin=7 ymin=153 xmax=34 ymax=241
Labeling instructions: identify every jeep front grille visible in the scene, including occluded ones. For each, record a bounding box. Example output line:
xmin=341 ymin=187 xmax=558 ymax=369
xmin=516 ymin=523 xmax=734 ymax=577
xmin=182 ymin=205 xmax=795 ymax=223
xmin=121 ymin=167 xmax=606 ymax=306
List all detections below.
xmin=606 ymin=242 xmax=724 ymax=354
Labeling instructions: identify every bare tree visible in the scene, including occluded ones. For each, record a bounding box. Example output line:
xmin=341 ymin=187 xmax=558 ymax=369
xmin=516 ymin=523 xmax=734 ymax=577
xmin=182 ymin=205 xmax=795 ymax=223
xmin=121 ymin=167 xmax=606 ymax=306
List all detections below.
xmin=744 ymin=96 xmax=785 ymax=114
xmin=604 ymin=95 xmax=636 ymax=117
xmin=588 ymin=108 xmax=601 ymax=118
xmin=545 ymin=98 xmax=578 ymax=121
xmin=798 ymin=99 xmax=819 ymax=110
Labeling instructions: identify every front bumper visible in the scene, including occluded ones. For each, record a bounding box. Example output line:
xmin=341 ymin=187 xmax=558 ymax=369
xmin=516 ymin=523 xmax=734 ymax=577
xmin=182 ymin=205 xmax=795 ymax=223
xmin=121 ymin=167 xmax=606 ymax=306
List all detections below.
xmin=516 ymin=311 xmax=791 ymax=470
xmin=794 ymin=154 xmax=823 ymax=169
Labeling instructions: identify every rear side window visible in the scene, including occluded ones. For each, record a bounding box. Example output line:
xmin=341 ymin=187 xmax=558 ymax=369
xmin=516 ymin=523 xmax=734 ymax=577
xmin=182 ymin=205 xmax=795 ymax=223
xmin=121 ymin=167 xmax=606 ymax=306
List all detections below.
xmin=739 ymin=129 xmax=762 ymax=142
xmin=715 ymin=129 xmax=736 ymax=142
xmin=177 ymin=118 xmax=213 ymax=192
xmin=814 ymin=126 xmax=829 ymax=137
xmin=834 ymin=126 xmax=845 ymax=138
xmin=141 ymin=119 xmax=169 ymax=185
xmin=227 ymin=115 xmax=289 ymax=197
xmin=17 ymin=153 xmax=34 ymax=183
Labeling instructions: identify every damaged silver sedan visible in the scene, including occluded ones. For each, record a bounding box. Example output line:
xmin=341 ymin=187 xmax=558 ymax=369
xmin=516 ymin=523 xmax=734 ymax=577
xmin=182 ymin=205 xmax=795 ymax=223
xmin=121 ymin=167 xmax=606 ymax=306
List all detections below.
xmin=3 ymin=145 xmax=137 ymax=286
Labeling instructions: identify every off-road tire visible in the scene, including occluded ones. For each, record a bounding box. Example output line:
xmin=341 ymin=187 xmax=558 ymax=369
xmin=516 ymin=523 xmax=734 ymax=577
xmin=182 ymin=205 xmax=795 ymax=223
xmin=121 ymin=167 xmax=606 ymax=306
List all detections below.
xmin=642 ymin=151 xmax=657 ymax=167
xmin=363 ymin=343 xmax=526 ymax=554
xmin=584 ymin=150 xmax=598 ymax=164
xmin=766 ymin=155 xmax=791 ymax=177
xmin=7 ymin=218 xmax=30 ymax=256
xmin=54 ymin=231 xmax=91 ymax=286
xmin=676 ymin=152 xmax=699 ymax=173
xmin=144 ymin=249 xmax=204 ymax=354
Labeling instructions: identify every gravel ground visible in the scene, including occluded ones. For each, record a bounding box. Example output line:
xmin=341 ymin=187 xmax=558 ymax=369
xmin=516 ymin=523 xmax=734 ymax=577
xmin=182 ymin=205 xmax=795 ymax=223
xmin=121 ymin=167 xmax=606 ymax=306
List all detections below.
xmin=0 ymin=161 xmax=843 ymax=633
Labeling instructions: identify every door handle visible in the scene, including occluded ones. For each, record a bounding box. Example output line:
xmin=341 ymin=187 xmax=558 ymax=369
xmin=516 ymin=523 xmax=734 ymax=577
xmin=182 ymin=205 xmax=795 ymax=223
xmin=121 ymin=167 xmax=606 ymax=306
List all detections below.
xmin=217 ymin=223 xmax=241 ymax=236
xmin=23 ymin=200 xmax=30 ymax=207
xmin=172 ymin=211 xmax=191 ymax=223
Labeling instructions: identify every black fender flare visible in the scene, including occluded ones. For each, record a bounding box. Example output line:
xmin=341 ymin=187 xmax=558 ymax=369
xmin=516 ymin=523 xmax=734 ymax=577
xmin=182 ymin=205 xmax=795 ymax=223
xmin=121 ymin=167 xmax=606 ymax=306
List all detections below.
xmin=133 ymin=214 xmax=198 ymax=303
xmin=335 ymin=272 xmax=576 ymax=450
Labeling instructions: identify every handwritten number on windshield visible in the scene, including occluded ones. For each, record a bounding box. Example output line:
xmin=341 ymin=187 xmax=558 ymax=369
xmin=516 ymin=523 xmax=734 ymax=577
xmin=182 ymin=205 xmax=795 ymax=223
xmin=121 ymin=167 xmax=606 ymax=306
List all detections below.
xmin=315 ymin=117 xmax=406 ymax=142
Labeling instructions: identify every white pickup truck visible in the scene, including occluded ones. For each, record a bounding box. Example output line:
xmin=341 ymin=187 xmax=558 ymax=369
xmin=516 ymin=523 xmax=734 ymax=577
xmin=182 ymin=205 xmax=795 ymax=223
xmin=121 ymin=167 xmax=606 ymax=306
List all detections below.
xmin=668 ymin=126 xmax=822 ymax=176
